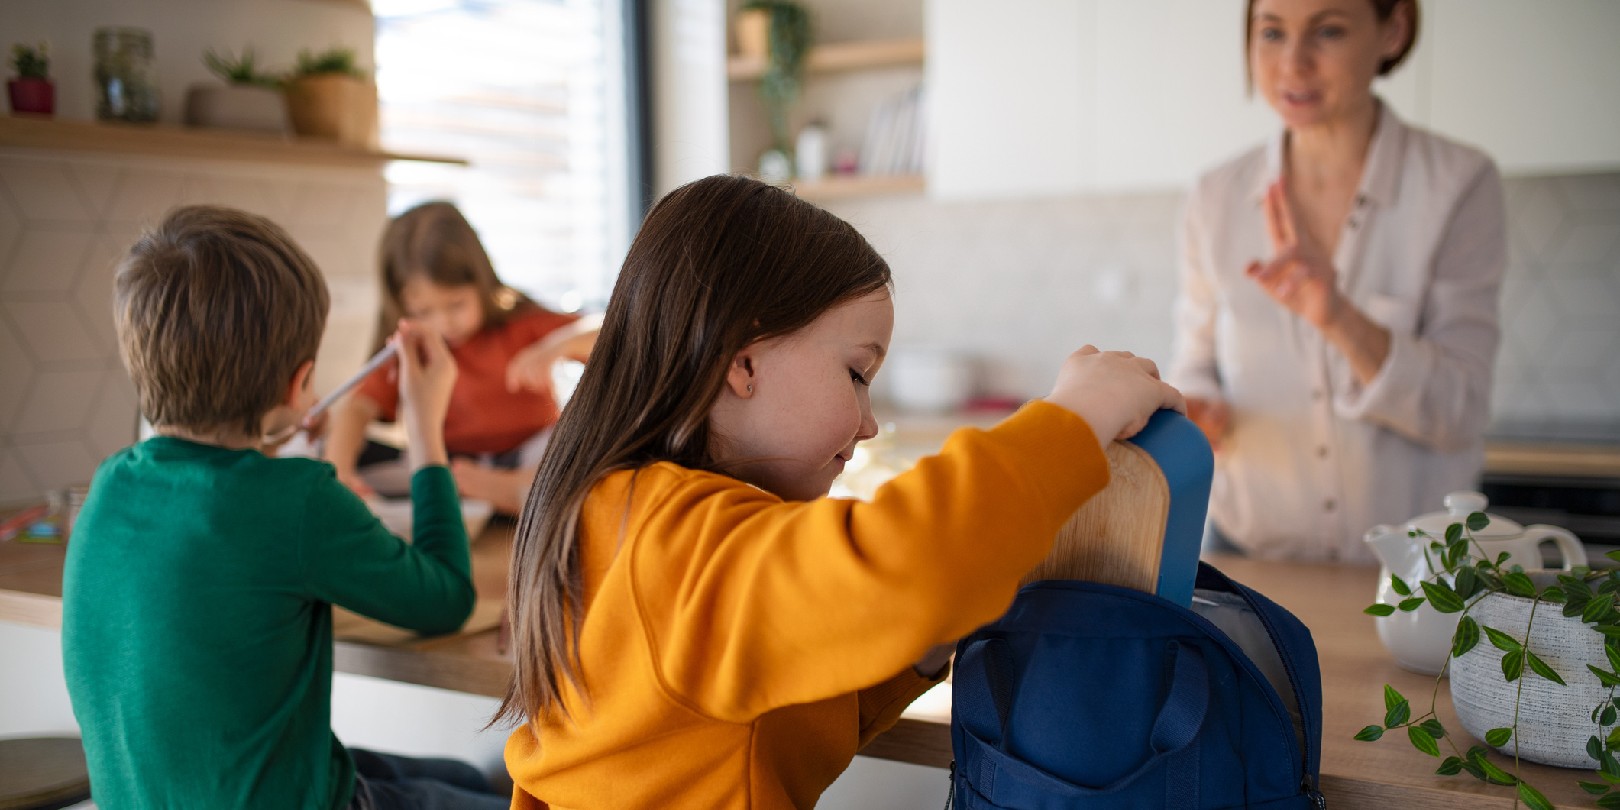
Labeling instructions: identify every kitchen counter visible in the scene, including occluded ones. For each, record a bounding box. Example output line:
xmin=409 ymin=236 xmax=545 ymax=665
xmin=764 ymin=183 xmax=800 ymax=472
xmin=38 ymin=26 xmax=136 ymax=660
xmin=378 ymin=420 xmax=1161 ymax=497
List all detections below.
xmin=0 ymin=524 xmax=1602 ymax=807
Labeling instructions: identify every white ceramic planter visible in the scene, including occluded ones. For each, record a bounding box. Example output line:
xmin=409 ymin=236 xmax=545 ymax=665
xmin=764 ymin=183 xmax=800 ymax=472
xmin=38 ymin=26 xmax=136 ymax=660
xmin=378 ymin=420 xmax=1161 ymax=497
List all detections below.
xmin=183 ymin=84 xmax=288 ymax=134
xmin=1449 ymin=588 xmax=1613 ymax=768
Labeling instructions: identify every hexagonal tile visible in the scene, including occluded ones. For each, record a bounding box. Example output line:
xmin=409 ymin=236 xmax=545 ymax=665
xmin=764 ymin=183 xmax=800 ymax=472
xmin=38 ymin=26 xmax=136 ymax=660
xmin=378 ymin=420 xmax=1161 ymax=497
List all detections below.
xmin=84 ymin=370 xmax=139 ymax=463
xmin=1505 ymin=181 xmax=1567 ymax=263
xmin=1 ymin=227 xmax=95 ymax=295
xmin=182 ymin=174 xmax=291 ymax=223
xmin=0 ymin=447 xmax=34 ymax=506
xmin=0 ymin=159 xmax=97 ymax=224
xmin=103 ymin=168 xmax=189 ymax=226
xmin=0 ymin=318 xmax=32 ymax=433
xmin=66 ymin=163 xmax=123 ymax=219
xmin=1543 ymin=325 xmax=1620 ymax=372
xmin=1548 ymin=214 xmax=1620 ymax=265
xmin=14 ymin=437 xmax=100 ymax=492
xmin=1544 ymin=266 xmax=1620 ymax=322
xmin=0 ymin=183 xmax=20 ymax=261
xmin=10 ymin=368 xmax=103 ymax=436
xmin=1552 ymin=173 xmax=1620 ymax=213
xmin=1 ymin=301 xmax=105 ymax=365
xmin=71 ymin=235 xmax=127 ymax=355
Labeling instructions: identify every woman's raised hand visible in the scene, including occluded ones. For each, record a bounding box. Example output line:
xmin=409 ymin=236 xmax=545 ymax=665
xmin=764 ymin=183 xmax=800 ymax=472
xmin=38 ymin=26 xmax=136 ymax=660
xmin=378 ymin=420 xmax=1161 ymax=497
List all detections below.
xmin=1248 ymin=181 xmax=1344 ymax=329
xmin=1045 ymin=346 xmax=1185 ymax=442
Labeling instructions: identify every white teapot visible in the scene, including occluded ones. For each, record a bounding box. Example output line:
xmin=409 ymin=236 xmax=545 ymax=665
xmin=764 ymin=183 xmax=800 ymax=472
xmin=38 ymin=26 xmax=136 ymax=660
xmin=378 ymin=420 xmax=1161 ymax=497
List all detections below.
xmin=1363 ymin=490 xmax=1586 ymax=675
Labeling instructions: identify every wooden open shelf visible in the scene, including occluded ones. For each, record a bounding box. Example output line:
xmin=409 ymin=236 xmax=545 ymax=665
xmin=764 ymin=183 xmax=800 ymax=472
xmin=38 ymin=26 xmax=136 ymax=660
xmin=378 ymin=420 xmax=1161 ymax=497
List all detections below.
xmin=792 ymin=173 xmax=925 ymax=202
xmin=0 ymin=116 xmax=467 ymax=168
xmin=727 ymin=37 xmax=925 ymax=81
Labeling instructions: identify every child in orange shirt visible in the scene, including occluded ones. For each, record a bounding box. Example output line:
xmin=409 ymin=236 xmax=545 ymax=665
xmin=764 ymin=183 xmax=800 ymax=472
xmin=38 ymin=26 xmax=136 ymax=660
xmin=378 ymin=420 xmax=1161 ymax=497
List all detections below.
xmin=495 ymin=175 xmax=1185 ymax=809
xmin=325 ymin=201 xmax=599 ymax=515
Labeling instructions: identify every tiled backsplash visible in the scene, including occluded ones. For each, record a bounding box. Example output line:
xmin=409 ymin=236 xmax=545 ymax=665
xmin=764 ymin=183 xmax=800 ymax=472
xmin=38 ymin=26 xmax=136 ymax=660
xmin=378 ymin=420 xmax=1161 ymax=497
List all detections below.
xmin=824 ymin=172 xmax=1620 ymax=432
xmin=1 ymin=166 xmax=1615 ymax=506
xmin=0 ymin=153 xmax=385 ymax=507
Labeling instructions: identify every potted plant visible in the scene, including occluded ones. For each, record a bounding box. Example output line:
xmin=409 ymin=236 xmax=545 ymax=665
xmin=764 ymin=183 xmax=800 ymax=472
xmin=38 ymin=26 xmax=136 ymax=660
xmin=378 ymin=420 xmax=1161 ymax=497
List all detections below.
xmin=737 ymin=0 xmax=811 ymax=175
xmin=1357 ymin=510 xmax=1620 ymax=808
xmin=7 ymin=42 xmax=53 ymax=117
xmin=183 ymin=48 xmax=289 ymax=134
xmin=282 ymin=46 xmax=377 ymax=147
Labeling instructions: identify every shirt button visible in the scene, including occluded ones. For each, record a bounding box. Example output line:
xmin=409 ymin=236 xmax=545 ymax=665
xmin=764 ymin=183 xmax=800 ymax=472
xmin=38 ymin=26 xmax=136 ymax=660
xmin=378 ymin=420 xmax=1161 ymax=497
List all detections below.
xmin=1347 ymin=219 xmax=1359 ymax=230
xmin=1324 ymin=498 xmax=1337 ymax=512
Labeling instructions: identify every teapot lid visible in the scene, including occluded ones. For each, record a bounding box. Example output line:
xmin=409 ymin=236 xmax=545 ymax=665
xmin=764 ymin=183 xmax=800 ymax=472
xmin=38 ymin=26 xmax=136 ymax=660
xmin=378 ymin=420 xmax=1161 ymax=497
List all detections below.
xmin=1407 ymin=491 xmax=1524 ymax=539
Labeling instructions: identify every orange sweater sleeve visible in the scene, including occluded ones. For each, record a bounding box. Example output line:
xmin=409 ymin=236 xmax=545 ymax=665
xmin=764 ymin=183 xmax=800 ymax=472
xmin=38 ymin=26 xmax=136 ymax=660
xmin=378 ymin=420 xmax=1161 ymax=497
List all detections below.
xmin=623 ymin=400 xmax=1109 ymax=724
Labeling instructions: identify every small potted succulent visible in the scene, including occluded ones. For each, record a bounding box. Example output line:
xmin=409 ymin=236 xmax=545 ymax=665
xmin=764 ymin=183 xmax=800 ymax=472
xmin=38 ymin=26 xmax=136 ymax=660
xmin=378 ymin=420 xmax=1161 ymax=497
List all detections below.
xmin=183 ymin=48 xmax=289 ymax=134
xmin=7 ymin=42 xmax=53 ymax=117
xmin=283 ymin=46 xmax=377 ymax=147
xmin=1357 ymin=509 xmax=1620 ymax=809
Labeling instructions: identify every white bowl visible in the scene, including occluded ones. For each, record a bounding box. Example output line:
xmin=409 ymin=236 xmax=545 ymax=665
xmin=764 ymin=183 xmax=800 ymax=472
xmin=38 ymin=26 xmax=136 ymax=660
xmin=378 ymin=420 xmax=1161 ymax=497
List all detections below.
xmin=364 ymin=496 xmax=494 ymax=542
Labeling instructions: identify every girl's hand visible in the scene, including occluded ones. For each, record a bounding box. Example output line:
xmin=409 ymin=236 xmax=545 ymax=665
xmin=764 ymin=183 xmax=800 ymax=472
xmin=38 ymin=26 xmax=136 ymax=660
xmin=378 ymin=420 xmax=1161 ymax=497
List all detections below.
xmin=1185 ymin=396 xmax=1231 ymax=451
xmin=396 ymin=320 xmax=457 ymax=468
xmin=506 ymin=339 xmax=561 ymax=395
xmin=1247 ymin=182 xmax=1344 ymax=329
xmin=1045 ymin=346 xmax=1185 ymax=442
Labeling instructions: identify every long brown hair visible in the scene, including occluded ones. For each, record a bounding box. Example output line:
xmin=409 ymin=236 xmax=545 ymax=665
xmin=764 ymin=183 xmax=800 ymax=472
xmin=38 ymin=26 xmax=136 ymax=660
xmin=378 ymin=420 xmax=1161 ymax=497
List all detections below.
xmin=493 ymin=175 xmax=892 ymax=726
xmin=374 ymin=200 xmax=535 ymax=349
xmin=1244 ymin=0 xmax=1421 ymax=86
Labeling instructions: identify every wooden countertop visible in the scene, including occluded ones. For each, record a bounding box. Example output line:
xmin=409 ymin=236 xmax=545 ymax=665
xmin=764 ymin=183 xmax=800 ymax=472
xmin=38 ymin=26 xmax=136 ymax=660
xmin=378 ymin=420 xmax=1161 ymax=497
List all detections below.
xmin=0 ymin=525 xmax=1600 ymax=807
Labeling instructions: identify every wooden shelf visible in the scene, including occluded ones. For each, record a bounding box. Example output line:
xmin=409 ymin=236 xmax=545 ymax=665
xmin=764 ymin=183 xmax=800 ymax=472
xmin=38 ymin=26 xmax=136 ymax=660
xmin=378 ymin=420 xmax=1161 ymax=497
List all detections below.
xmin=0 ymin=116 xmax=467 ymax=168
xmin=792 ymin=173 xmax=925 ymax=201
xmin=727 ymin=37 xmax=925 ymax=81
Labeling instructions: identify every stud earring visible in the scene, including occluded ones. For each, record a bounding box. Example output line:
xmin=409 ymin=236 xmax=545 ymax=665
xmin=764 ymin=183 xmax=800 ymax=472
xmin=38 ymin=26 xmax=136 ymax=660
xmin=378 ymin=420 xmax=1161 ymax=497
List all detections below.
xmin=746 ymin=384 xmax=753 ymax=394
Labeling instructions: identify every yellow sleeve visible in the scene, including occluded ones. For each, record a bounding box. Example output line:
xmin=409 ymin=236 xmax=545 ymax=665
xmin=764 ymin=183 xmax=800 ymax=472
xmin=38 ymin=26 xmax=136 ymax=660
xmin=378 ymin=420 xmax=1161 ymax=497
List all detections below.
xmin=856 ymin=666 xmax=944 ymax=749
xmin=625 ymin=400 xmax=1109 ymax=723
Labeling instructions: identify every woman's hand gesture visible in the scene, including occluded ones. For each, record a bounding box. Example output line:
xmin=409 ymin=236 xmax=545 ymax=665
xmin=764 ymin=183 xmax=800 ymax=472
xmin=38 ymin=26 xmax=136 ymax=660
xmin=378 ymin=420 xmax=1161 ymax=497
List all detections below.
xmin=506 ymin=339 xmax=562 ymax=395
xmin=1247 ymin=181 xmax=1344 ymax=330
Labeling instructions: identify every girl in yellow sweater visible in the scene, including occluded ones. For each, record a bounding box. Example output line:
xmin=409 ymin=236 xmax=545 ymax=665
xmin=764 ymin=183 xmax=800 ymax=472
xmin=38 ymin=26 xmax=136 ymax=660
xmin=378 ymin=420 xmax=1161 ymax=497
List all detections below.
xmin=497 ymin=174 xmax=1184 ymax=809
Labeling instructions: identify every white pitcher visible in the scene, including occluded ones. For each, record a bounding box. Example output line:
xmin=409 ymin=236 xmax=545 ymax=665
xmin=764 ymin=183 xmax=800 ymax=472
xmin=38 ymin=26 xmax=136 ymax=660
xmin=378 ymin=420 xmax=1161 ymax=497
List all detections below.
xmin=1363 ymin=490 xmax=1587 ymax=675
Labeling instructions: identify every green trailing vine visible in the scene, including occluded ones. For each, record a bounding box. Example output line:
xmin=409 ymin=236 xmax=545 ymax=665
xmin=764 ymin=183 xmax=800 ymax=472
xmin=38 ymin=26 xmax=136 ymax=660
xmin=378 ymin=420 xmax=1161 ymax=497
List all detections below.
xmin=1357 ymin=511 xmax=1620 ymax=808
xmin=742 ymin=0 xmax=812 ymax=154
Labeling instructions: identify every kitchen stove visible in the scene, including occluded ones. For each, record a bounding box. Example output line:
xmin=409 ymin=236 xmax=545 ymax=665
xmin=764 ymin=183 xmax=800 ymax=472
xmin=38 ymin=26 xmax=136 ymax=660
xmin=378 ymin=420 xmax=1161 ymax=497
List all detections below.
xmin=1480 ymin=419 xmax=1620 ymax=566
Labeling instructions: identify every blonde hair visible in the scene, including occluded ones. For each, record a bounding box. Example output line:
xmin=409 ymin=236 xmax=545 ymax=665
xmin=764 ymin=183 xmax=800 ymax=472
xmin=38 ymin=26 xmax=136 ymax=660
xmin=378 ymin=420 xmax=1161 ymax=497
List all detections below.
xmin=115 ymin=205 xmax=329 ymax=437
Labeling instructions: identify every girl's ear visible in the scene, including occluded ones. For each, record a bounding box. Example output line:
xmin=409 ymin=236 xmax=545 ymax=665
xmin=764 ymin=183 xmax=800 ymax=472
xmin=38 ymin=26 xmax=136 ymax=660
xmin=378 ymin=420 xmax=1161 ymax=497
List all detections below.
xmin=724 ymin=352 xmax=756 ymax=398
xmin=284 ymin=360 xmax=316 ymax=406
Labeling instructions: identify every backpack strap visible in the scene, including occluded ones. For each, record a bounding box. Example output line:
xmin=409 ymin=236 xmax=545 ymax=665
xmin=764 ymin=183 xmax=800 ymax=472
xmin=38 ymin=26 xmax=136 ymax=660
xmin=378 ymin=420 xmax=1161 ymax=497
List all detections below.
xmin=953 ymin=640 xmax=1209 ymax=804
xmin=1195 ymin=561 xmax=1325 ymax=789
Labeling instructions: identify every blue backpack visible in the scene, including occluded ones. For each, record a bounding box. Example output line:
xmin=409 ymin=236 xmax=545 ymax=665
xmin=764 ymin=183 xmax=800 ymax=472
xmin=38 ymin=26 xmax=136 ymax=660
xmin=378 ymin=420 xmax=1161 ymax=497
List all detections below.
xmin=949 ymin=562 xmax=1326 ymax=809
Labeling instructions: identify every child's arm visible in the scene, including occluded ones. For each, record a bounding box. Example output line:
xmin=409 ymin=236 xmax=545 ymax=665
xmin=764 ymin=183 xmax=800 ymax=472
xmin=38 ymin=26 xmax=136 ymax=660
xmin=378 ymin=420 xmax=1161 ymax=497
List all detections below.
xmin=505 ymin=312 xmax=603 ymax=394
xmin=324 ymin=391 xmax=380 ymax=497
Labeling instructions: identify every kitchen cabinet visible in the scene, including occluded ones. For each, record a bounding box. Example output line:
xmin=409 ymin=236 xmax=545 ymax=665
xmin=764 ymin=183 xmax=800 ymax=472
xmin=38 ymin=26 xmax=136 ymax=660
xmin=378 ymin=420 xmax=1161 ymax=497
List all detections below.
xmin=726 ymin=36 xmax=926 ymax=200
xmin=926 ymin=0 xmax=1619 ymax=200
xmin=1424 ymin=0 xmax=1620 ymax=176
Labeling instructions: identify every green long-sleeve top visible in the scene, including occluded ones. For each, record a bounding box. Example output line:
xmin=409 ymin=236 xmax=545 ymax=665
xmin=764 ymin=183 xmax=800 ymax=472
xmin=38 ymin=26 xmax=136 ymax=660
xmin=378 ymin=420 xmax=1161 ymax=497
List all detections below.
xmin=62 ymin=437 xmax=476 ymax=809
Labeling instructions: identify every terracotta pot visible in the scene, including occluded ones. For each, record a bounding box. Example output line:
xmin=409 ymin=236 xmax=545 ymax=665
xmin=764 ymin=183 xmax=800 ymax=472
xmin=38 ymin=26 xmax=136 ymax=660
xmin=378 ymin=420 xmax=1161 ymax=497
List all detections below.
xmin=283 ymin=74 xmax=377 ymax=147
xmin=7 ymin=78 xmax=55 ymax=116
xmin=735 ymin=8 xmax=770 ymax=59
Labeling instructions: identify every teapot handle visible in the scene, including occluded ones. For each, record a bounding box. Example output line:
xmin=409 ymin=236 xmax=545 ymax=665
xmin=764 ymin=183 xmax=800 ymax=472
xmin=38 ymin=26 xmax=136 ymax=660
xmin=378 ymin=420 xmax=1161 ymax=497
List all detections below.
xmin=1523 ymin=525 xmax=1587 ymax=570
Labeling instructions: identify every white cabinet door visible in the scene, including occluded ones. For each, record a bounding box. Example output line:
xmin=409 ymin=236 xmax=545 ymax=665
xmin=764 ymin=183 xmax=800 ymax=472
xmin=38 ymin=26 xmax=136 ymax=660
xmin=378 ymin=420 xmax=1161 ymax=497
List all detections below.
xmin=1091 ymin=0 xmax=1273 ymax=191
xmin=1426 ymin=0 xmax=1620 ymax=175
xmin=926 ymin=0 xmax=1097 ymax=199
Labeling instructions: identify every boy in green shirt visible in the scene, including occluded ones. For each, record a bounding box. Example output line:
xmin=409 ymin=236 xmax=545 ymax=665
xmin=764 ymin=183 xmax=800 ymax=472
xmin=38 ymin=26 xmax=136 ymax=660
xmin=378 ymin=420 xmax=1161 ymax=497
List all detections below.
xmin=62 ymin=205 xmax=507 ymax=809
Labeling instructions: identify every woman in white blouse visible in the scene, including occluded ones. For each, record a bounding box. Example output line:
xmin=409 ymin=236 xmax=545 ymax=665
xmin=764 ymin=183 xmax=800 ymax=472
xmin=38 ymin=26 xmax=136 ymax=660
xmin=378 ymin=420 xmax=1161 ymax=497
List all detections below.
xmin=1167 ymin=0 xmax=1506 ymax=563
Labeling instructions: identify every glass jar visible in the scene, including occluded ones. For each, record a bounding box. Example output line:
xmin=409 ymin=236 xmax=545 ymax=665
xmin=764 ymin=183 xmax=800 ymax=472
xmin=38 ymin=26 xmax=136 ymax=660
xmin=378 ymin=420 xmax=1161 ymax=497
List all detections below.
xmin=94 ymin=27 xmax=160 ymax=122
